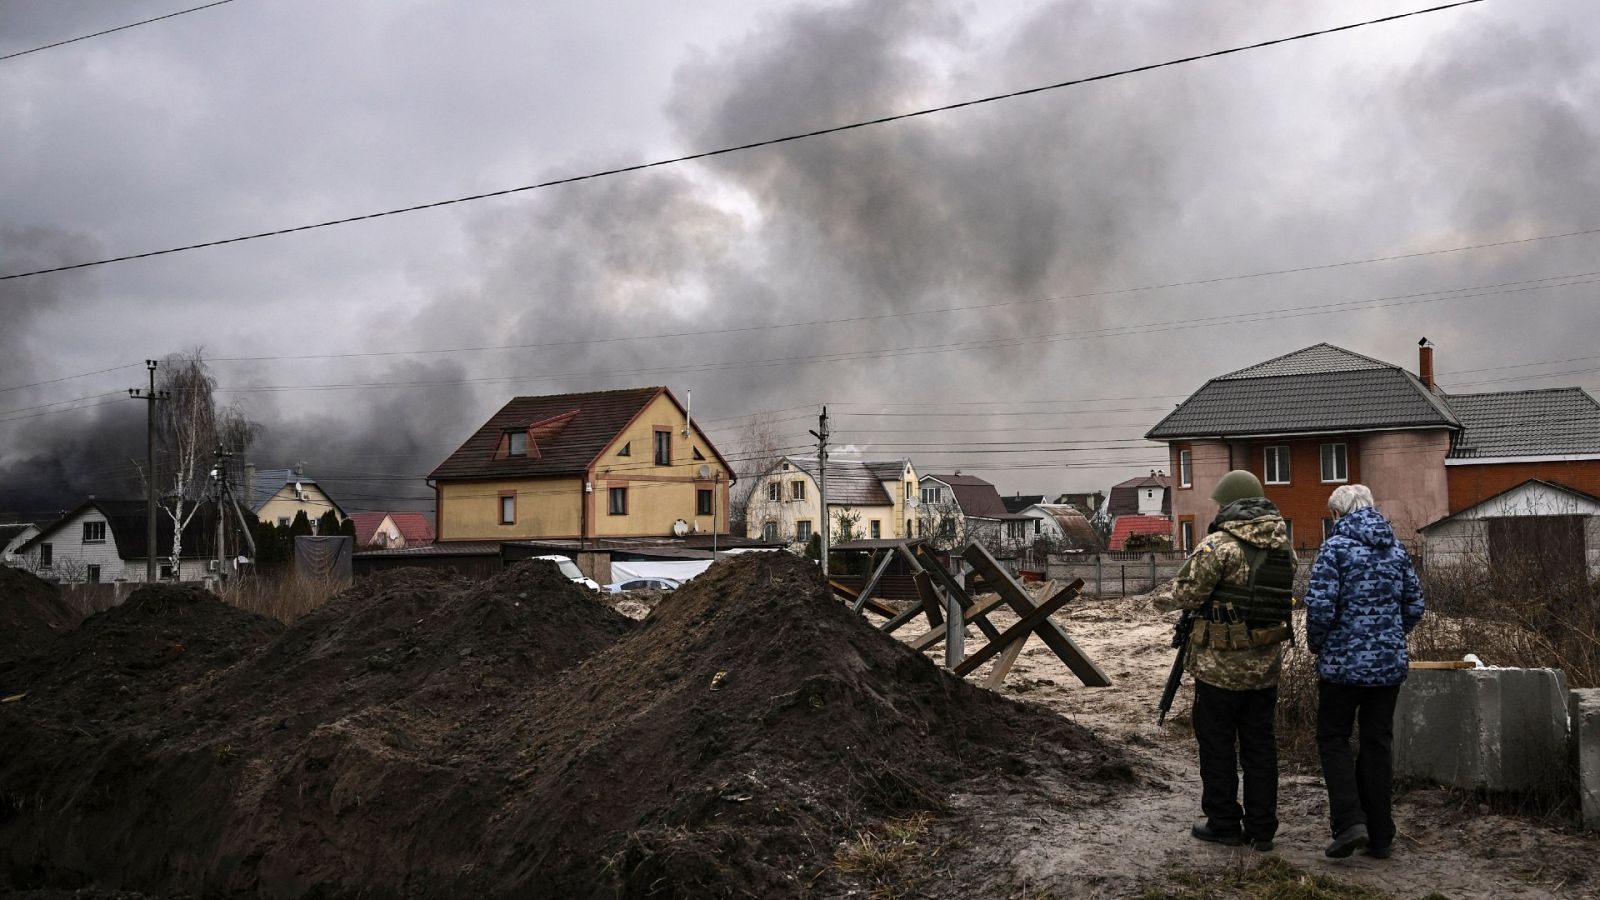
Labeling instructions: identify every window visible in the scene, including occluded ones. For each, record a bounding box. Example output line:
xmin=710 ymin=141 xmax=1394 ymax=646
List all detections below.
xmin=692 ymin=446 xmax=706 ymax=461
xmin=499 ymin=493 xmax=516 ymax=525
xmin=39 ymin=542 xmax=53 ymax=568
xmin=906 ymin=519 xmax=913 ymax=538
xmin=159 ymin=564 xmax=174 ymax=580
xmin=921 ymin=487 xmax=943 ymax=504
xmin=1320 ymin=443 xmax=1348 ymax=483
xmin=508 ymin=431 xmax=528 ymax=456
xmin=617 ymin=441 xmax=631 ymax=457
xmin=1181 ymin=520 xmax=1195 ymax=553
xmin=1034 ymin=518 xmax=1041 ymax=535
xmin=1178 ymin=449 xmax=1192 ymax=488
xmin=609 ymin=487 xmax=628 ymax=515
xmin=762 ymin=522 xmax=779 ymax=543
xmin=654 ymin=429 xmax=672 ymax=466
xmin=870 ymin=520 xmax=881 ymax=539
xmin=766 ymin=482 xmax=781 ymax=502
xmin=1264 ymin=446 xmax=1290 ymax=485
xmin=86 ymin=564 xmax=101 ymax=583
xmin=278 ymin=517 xmax=291 ymax=527
xmin=796 ymin=520 xmax=812 ymax=542
xmin=1284 ymin=519 xmax=1295 ymax=547
xmin=791 ymin=480 xmax=807 ymax=501
xmin=1007 ymin=520 xmax=1026 ymax=541
xmin=1322 ymin=518 xmax=1337 ymax=542
xmin=904 ymin=481 xmax=912 ymax=501
xmin=697 ymin=489 xmax=713 ymax=516
xmin=82 ymin=521 xmax=106 ymax=543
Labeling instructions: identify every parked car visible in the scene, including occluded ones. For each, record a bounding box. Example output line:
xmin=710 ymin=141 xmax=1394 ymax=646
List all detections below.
xmin=603 ymin=577 xmax=681 ymax=594
xmin=527 ymin=554 xmax=600 ymax=591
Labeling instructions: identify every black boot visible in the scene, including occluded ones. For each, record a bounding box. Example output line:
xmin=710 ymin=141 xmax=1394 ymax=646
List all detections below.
xmin=1325 ymin=823 xmax=1369 ymax=858
xmin=1191 ymin=818 xmax=1243 ymax=846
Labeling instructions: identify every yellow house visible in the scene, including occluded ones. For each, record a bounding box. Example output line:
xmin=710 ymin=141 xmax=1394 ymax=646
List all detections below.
xmin=429 ymin=387 xmax=735 ymax=542
xmin=244 ymin=466 xmax=346 ymax=530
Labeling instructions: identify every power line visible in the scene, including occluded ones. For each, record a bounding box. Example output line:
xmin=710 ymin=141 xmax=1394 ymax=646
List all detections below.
xmin=0 ymin=1 xmax=240 ymax=64
xmin=0 ymin=0 xmax=1484 ymax=282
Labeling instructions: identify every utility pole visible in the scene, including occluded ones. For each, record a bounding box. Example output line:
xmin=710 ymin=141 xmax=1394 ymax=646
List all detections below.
xmin=213 ymin=444 xmax=231 ymax=582
xmin=712 ymin=469 xmax=720 ymax=557
xmin=127 ymin=360 xmax=167 ymax=582
xmin=809 ymin=406 xmax=829 ymax=579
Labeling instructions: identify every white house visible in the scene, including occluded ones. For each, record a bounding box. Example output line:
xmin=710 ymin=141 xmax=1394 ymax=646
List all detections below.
xmin=242 ymin=465 xmax=347 ymax=530
xmin=1 ymin=523 xmax=40 ymax=566
xmin=1420 ymin=479 xmax=1600 ymax=579
xmin=15 ymin=499 xmax=227 ymax=583
xmin=1015 ymin=503 xmax=1102 ymax=551
xmin=918 ymin=473 xmax=1038 ymax=552
xmin=745 ymin=456 xmax=919 ymax=547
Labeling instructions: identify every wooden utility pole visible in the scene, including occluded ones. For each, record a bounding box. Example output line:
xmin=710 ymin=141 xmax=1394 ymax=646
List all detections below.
xmin=809 ymin=406 xmax=829 ymax=579
xmin=127 ymin=359 xmax=166 ymax=582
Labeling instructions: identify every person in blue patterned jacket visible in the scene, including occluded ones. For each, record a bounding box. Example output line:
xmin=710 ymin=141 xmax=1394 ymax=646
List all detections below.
xmin=1305 ymin=484 xmax=1425 ymax=860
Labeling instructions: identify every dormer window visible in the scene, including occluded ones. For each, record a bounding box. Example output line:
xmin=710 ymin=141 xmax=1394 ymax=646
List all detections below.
xmin=508 ymin=432 xmax=528 ymax=456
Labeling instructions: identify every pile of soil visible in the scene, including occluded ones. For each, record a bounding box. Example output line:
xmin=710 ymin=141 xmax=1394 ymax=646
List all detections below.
xmin=0 ymin=567 xmax=81 ymax=673
xmin=0 ymin=554 xmax=1131 ymax=898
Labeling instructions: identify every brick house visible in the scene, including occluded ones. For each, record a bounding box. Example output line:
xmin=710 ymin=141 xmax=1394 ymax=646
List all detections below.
xmin=1146 ymin=342 xmax=1600 ymax=551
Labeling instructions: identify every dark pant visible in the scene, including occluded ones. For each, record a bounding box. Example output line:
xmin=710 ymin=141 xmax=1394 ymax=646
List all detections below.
xmin=1193 ymin=680 xmax=1279 ymax=839
xmin=1316 ymin=680 xmax=1400 ymax=847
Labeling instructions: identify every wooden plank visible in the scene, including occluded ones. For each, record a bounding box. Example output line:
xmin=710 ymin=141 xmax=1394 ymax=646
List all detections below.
xmin=1410 ymin=660 xmax=1478 ymax=670
xmin=861 ymin=597 xmax=900 ymax=619
xmin=954 ymin=584 xmax=1078 ymax=678
xmin=898 ymin=547 xmax=945 ymax=629
xmin=909 ymin=593 xmax=1010 ymax=652
xmin=879 ymin=573 xmax=936 ymax=634
xmin=851 ymin=550 xmax=896 ymax=615
xmin=982 ymin=632 xmax=1030 ymax=689
xmin=915 ymin=546 xmax=1004 ymax=643
xmin=962 ymin=543 xmax=1110 ymax=687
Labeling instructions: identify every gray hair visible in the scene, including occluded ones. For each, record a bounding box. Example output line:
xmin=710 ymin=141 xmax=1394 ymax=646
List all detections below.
xmin=1327 ymin=484 xmax=1375 ymax=516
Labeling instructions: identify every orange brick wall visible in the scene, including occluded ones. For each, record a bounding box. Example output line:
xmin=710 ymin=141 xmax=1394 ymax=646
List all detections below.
xmin=1447 ymin=460 xmax=1600 ymax=513
xmin=1247 ymin=437 xmax=1362 ymax=552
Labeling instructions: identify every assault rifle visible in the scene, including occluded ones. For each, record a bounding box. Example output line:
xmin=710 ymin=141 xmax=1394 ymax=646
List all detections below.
xmin=1157 ymin=608 xmax=1195 ymax=724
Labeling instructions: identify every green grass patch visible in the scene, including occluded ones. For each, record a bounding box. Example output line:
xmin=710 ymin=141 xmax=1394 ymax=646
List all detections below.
xmin=1141 ymin=856 xmax=1394 ymax=900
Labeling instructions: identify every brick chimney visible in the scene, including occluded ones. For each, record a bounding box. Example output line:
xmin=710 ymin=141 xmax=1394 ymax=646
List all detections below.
xmin=1418 ymin=338 xmax=1435 ymax=389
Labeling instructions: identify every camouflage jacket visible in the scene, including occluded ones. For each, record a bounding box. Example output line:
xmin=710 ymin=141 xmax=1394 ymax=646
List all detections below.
xmin=1171 ymin=500 xmax=1298 ymax=691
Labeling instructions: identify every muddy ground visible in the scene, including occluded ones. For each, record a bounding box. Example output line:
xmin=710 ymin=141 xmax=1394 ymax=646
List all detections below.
xmin=0 ymin=557 xmax=1128 ymax=899
xmin=888 ymin=586 xmax=1600 ymax=899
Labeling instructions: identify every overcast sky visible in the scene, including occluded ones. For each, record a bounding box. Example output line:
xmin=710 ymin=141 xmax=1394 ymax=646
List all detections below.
xmin=2 ymin=0 xmax=1597 ymax=519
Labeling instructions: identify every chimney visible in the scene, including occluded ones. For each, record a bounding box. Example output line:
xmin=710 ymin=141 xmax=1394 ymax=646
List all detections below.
xmin=1418 ymin=338 xmax=1435 ymax=389
xmin=244 ymin=462 xmax=257 ymax=503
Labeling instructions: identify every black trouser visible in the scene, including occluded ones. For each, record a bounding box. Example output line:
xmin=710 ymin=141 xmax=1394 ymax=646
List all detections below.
xmin=1316 ymin=680 xmax=1400 ymax=847
xmin=1193 ymin=680 xmax=1279 ymax=839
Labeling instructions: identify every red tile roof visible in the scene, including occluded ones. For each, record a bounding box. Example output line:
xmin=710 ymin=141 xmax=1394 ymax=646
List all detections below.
xmin=388 ymin=512 xmax=434 ymax=543
xmin=1108 ymin=515 xmax=1173 ymax=550
xmin=348 ymin=512 xmax=389 ymax=546
xmin=428 ymin=387 xmax=733 ymax=482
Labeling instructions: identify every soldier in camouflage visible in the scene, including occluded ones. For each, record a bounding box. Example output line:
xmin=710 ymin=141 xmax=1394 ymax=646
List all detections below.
xmin=1306 ymin=484 xmax=1424 ymax=860
xmin=1170 ymin=469 xmax=1297 ymax=852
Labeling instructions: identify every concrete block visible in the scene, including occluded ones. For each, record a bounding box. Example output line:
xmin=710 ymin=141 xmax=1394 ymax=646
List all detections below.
xmin=1573 ymin=689 xmax=1600 ymax=832
xmin=1394 ymin=667 xmax=1569 ymax=794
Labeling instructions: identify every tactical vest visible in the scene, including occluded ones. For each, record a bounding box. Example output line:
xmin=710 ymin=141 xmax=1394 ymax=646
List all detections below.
xmin=1192 ymin=536 xmax=1297 ymax=651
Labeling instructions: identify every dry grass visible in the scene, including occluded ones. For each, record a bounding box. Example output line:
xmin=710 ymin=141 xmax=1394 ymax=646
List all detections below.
xmin=215 ymin=575 xmax=343 ymax=623
xmin=821 ymin=812 xmax=956 ymax=899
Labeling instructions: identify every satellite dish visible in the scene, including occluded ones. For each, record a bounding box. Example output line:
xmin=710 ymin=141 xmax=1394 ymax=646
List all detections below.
xmin=672 ymin=518 xmax=690 ymax=537
xmin=697 ymin=464 xmax=712 ymax=479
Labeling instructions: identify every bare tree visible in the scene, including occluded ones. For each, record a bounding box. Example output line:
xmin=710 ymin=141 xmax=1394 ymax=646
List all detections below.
xmin=155 ymin=350 xmax=258 ymax=579
xmin=831 ymin=506 xmax=861 ymax=544
xmin=728 ymin=411 xmax=788 ymax=534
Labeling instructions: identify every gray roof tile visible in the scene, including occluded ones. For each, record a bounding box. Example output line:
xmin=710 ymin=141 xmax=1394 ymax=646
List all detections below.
xmin=1220 ymin=343 xmax=1390 ymax=379
xmin=784 ymin=457 xmax=900 ymax=506
xmin=1444 ymin=388 xmax=1600 ymax=458
xmin=1147 ymin=368 xmax=1458 ymax=440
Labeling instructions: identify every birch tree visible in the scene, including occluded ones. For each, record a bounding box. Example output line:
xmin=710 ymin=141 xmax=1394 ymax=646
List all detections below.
xmin=156 ymin=350 xmax=257 ymax=578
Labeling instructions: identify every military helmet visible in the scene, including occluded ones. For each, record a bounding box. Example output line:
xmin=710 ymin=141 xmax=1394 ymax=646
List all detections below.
xmin=1210 ymin=469 xmax=1264 ymax=506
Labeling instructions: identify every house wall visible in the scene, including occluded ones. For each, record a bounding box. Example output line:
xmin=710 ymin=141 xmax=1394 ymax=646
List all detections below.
xmin=438 ymin=476 xmax=583 ymax=540
xmin=876 ymin=464 xmax=920 ymax=539
xmin=257 ymin=483 xmax=342 ymax=529
xmin=591 ymin=392 xmax=732 ymax=538
xmin=1360 ymin=430 xmax=1451 ymax=544
xmin=1169 ymin=440 xmax=1237 ymax=542
xmin=1447 ymin=459 xmax=1600 ymax=515
xmin=1422 ymin=481 xmax=1600 ymax=577
xmin=18 ymin=508 xmax=130 ymax=582
xmin=744 ymin=462 xmax=821 ymax=544
xmin=2 ymin=526 xmax=40 ymax=564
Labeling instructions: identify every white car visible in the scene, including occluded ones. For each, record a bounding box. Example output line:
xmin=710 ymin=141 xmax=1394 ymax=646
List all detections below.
xmin=527 ymin=554 xmax=600 ymax=591
xmin=604 ymin=577 xmax=682 ymax=594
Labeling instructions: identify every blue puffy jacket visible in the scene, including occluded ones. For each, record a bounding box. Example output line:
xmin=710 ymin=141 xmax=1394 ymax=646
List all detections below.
xmin=1304 ymin=506 xmax=1425 ymax=686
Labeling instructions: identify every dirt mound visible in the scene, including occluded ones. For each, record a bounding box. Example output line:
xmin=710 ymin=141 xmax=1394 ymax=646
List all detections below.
xmin=0 ymin=555 xmax=1130 ymax=898
xmin=0 ymin=567 xmax=80 ymax=670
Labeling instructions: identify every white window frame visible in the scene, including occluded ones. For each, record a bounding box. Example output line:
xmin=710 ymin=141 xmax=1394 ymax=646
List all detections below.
xmin=1264 ymin=446 xmax=1291 ymax=485
xmin=1178 ymin=449 xmax=1192 ymax=488
xmin=766 ymin=482 xmax=781 ymax=502
xmin=796 ymin=520 xmax=812 ymax=543
xmin=508 ymin=431 xmax=528 ymax=456
xmin=791 ymin=480 xmax=807 ymax=502
xmin=608 ymin=487 xmax=628 ymax=516
xmin=870 ymin=520 xmax=881 ymax=539
xmin=82 ymin=520 xmax=106 ymax=543
xmin=1180 ymin=520 xmax=1194 ymax=553
xmin=1320 ymin=443 xmax=1348 ymax=484
xmin=499 ymin=495 xmax=516 ymax=524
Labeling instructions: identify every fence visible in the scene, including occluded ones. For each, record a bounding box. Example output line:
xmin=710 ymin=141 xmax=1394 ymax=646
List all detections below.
xmin=1046 ymin=551 xmax=1187 ymax=597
